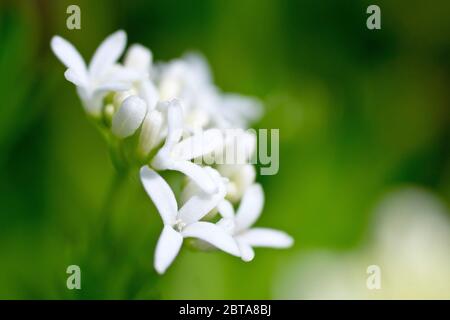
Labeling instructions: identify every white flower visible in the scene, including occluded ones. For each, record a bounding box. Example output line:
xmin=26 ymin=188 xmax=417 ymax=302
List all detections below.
xmin=140 ymin=166 xmax=240 ymax=274
xmin=50 ymin=30 xmax=286 ymax=277
xmin=51 ymin=30 xmax=138 ymax=116
xmin=217 ymin=164 xmax=256 ymax=203
xmin=202 ymin=92 xmax=263 ymax=129
xmin=211 ymin=129 xmax=257 ymax=202
xmin=156 ymin=54 xmax=212 ymax=132
xmin=111 ymin=95 xmax=147 ymax=138
xmin=151 ymin=99 xmax=223 ymax=193
xmin=137 ymin=108 xmax=165 ymax=158
xmin=157 ymin=53 xmax=211 ymax=103
xmin=157 ymin=53 xmax=262 ymax=130
xmin=124 ymin=44 xmax=152 ymax=74
xmin=217 ymin=184 xmax=294 ymax=261
xmin=123 ymin=44 xmax=159 ymax=111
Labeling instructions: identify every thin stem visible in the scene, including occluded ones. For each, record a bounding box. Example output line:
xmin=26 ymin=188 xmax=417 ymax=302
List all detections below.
xmin=97 ymin=170 xmax=128 ymax=239
xmin=102 ymin=171 xmax=127 ymax=215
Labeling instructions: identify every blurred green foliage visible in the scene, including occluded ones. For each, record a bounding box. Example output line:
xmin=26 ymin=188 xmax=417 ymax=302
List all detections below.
xmin=0 ymin=0 xmax=449 ymax=299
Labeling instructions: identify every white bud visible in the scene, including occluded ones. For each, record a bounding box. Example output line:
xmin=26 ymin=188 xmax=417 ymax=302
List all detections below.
xmin=113 ymin=89 xmax=138 ymax=108
xmin=138 ymin=109 xmax=164 ymax=157
xmin=125 ymin=44 xmax=152 ymax=71
xmin=111 ymin=96 xmax=147 ymax=138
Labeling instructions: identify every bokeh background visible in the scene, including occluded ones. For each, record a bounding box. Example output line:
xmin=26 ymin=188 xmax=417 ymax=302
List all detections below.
xmin=0 ymin=0 xmax=449 ymax=299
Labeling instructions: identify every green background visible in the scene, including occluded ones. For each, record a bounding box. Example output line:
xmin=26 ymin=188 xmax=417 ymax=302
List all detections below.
xmin=0 ymin=0 xmax=449 ymax=299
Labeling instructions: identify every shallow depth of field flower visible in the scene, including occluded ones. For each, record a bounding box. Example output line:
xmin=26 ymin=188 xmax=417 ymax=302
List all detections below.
xmin=51 ymin=30 xmax=293 ymax=274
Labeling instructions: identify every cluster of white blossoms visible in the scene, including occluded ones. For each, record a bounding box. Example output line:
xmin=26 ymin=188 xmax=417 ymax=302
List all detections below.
xmin=51 ymin=30 xmax=293 ymax=274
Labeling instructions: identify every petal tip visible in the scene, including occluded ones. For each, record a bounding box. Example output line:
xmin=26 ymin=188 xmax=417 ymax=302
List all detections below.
xmin=113 ymin=29 xmax=127 ymax=41
xmin=154 ymin=265 xmax=166 ymax=275
xmin=50 ymin=35 xmax=61 ymax=47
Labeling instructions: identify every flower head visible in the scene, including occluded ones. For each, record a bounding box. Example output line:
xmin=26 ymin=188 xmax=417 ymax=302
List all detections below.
xmin=51 ymin=30 xmax=293 ymax=276
xmin=140 ymin=166 xmax=240 ymax=274
xmin=51 ymin=30 xmax=139 ymax=116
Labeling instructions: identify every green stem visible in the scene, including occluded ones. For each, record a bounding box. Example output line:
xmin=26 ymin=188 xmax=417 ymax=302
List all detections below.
xmin=97 ymin=170 xmax=128 ymax=239
xmin=102 ymin=171 xmax=127 ymax=215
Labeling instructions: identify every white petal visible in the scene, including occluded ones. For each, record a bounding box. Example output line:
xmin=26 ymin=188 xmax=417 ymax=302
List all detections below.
xmin=81 ymin=82 xmax=130 ymax=116
xmin=112 ymin=96 xmax=147 ymax=138
xmin=236 ymin=239 xmax=255 ymax=262
xmin=89 ymin=30 xmax=126 ymax=78
xmin=235 ymin=183 xmax=264 ymax=231
xmin=138 ymin=109 xmax=164 ymax=157
xmin=169 ymin=160 xmax=217 ymax=194
xmin=163 ymin=99 xmax=184 ymax=149
xmin=95 ymin=81 xmax=131 ymax=93
xmin=184 ymin=107 xmax=210 ymax=132
xmin=151 ymin=146 xmax=173 ymax=171
xmin=217 ymin=200 xmax=235 ymax=219
xmin=222 ymin=129 xmax=256 ymax=164
xmin=78 ymin=89 xmax=104 ymax=116
xmin=106 ymin=64 xmax=142 ymax=83
xmin=179 ymin=166 xmax=227 ymax=206
xmin=181 ymin=222 xmax=240 ymax=257
xmin=139 ymin=80 xmax=159 ymax=111
xmin=64 ymin=68 xmax=87 ymax=87
xmin=236 ymin=228 xmax=294 ymax=248
xmin=50 ymin=36 xmax=88 ymax=84
xmin=125 ymin=44 xmax=152 ymax=71
xmin=179 ymin=178 xmax=201 ymax=206
xmin=113 ymin=89 xmax=138 ymax=107
xmin=182 ymin=52 xmax=212 ymax=83
xmin=221 ymin=94 xmax=263 ymax=127
xmin=217 ymin=164 xmax=256 ymax=203
xmin=216 ymin=218 xmax=236 ymax=234
xmin=140 ymin=166 xmax=177 ymax=225
xmin=154 ymin=226 xmax=183 ymax=274
xmin=171 ymin=128 xmax=224 ymax=161
xmin=236 ymin=130 xmax=257 ymax=163
xmin=178 ymin=170 xmax=226 ymax=224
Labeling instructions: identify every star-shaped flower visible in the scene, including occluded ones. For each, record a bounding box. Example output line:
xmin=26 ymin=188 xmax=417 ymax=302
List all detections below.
xmin=217 ymin=184 xmax=294 ymax=261
xmin=140 ymin=166 xmax=240 ymax=274
xmin=51 ymin=30 xmax=139 ymax=116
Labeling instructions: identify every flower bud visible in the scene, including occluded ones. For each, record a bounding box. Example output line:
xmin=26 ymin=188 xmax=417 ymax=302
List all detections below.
xmin=113 ymin=89 xmax=138 ymax=108
xmin=111 ymin=96 xmax=147 ymax=138
xmin=138 ymin=109 xmax=164 ymax=158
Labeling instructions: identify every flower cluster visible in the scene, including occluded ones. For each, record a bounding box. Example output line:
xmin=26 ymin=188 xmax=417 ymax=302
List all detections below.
xmin=51 ymin=30 xmax=293 ymax=274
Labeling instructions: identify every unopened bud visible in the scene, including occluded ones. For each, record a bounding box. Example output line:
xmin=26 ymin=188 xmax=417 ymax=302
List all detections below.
xmin=111 ymin=96 xmax=147 ymax=138
xmin=138 ymin=109 xmax=164 ymax=158
xmin=113 ymin=89 xmax=137 ymax=108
